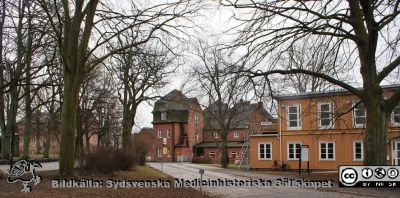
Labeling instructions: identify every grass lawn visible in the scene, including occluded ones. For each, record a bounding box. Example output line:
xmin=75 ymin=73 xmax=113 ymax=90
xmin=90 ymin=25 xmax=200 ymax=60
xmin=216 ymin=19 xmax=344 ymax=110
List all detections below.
xmin=0 ymin=165 xmax=210 ymax=198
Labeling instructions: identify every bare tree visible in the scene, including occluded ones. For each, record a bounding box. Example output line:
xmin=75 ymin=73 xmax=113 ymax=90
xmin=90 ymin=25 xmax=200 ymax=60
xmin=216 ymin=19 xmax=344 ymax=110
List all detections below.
xmin=190 ymin=41 xmax=253 ymax=168
xmin=108 ymin=36 xmax=177 ymax=149
xmin=39 ymin=0 xmax=200 ymax=175
xmin=0 ymin=0 xmax=7 ymax=155
xmin=222 ymin=0 xmax=400 ymax=165
xmin=279 ymin=36 xmax=351 ymax=93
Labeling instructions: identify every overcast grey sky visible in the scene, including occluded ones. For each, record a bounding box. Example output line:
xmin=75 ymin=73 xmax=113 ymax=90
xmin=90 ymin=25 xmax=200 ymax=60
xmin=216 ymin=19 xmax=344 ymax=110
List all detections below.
xmin=132 ymin=2 xmax=237 ymax=131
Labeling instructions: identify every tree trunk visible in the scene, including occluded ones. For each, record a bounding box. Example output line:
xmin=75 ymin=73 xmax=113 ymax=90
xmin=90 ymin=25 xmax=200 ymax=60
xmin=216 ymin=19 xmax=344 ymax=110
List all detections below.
xmin=43 ymin=117 xmax=53 ymax=158
xmin=220 ymin=132 xmax=228 ymax=168
xmin=0 ymin=0 xmax=7 ymax=156
xmin=22 ymin=30 xmax=33 ymax=159
xmin=122 ymin=107 xmax=135 ymax=150
xmin=75 ymin=107 xmax=84 ymax=157
xmin=59 ymin=76 xmax=81 ymax=176
xmin=85 ymin=126 xmax=90 ymax=153
xmin=44 ymin=88 xmax=56 ymax=159
xmin=22 ymin=102 xmax=32 ymax=159
xmin=35 ymin=115 xmax=41 ymax=154
xmin=364 ymin=88 xmax=389 ymax=165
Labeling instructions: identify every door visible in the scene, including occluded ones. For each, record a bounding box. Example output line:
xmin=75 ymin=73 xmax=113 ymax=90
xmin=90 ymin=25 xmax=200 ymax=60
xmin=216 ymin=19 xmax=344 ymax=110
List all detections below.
xmin=392 ymin=140 xmax=400 ymax=165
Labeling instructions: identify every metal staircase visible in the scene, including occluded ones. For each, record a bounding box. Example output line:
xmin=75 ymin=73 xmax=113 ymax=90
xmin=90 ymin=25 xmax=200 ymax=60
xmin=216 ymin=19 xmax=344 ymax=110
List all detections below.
xmin=238 ymin=125 xmax=260 ymax=169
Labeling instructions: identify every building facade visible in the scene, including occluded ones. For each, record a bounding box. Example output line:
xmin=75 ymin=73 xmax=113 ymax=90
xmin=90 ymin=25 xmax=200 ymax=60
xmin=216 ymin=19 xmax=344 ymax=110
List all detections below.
xmin=250 ymin=85 xmax=400 ymax=170
xmin=193 ymin=101 xmax=275 ymax=164
xmin=151 ymin=90 xmax=203 ymax=162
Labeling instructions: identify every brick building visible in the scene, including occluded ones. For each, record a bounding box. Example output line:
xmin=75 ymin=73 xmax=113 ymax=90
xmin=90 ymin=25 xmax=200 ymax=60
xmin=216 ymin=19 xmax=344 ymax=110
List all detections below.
xmin=250 ymin=85 xmax=400 ymax=170
xmin=151 ymin=90 xmax=203 ymax=162
xmin=193 ymin=101 xmax=275 ymax=164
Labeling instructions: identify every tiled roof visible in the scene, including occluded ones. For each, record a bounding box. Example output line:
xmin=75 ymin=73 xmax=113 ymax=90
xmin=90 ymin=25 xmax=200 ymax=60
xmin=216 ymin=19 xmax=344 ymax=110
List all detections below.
xmin=152 ymin=89 xmax=199 ymax=123
xmin=203 ymin=101 xmax=274 ymax=130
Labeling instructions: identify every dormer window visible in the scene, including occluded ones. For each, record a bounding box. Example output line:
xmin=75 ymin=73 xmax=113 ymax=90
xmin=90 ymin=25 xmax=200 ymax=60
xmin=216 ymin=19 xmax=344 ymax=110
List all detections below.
xmin=213 ymin=131 xmax=219 ymax=138
xmin=161 ymin=112 xmax=167 ymax=121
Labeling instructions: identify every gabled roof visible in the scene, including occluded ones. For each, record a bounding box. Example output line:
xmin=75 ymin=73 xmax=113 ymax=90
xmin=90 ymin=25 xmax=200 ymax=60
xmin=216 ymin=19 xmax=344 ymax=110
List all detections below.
xmin=153 ymin=89 xmax=198 ymax=112
xmin=203 ymin=100 xmax=274 ymax=130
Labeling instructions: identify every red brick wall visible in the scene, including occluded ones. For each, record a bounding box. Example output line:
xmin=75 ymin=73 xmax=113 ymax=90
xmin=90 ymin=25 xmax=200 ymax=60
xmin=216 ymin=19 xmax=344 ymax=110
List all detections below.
xmin=203 ymin=129 xmax=247 ymax=142
xmin=201 ymin=147 xmax=242 ymax=163
xmin=152 ymin=123 xmax=176 ymax=162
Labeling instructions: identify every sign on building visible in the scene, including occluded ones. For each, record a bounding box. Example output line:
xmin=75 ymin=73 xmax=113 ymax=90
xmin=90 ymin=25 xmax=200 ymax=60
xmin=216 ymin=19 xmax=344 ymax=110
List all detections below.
xmin=163 ymin=147 xmax=168 ymax=155
xmin=301 ymin=148 xmax=309 ymax=162
xmin=163 ymin=138 xmax=167 ymax=145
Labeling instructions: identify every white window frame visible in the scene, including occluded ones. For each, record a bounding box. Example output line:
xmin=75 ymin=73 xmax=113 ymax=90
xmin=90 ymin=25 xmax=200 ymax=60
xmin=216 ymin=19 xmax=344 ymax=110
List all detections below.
xmin=213 ymin=131 xmax=219 ymax=138
xmin=167 ymin=148 xmax=171 ymax=157
xmin=258 ymin=142 xmax=272 ymax=160
xmin=161 ymin=112 xmax=167 ymax=121
xmin=392 ymin=104 xmax=400 ymax=126
xmin=287 ymin=142 xmax=302 ymax=160
xmin=353 ymin=140 xmax=364 ymax=161
xmin=230 ymin=152 xmax=237 ymax=158
xmin=157 ymin=130 xmax=163 ymax=138
xmin=353 ymin=101 xmax=366 ymax=128
xmin=157 ymin=148 xmax=163 ymax=157
xmin=319 ymin=141 xmax=335 ymax=161
xmin=233 ymin=131 xmax=239 ymax=138
xmin=287 ymin=104 xmax=301 ymax=130
xmin=209 ymin=151 xmax=216 ymax=158
xmin=318 ymin=102 xmax=334 ymax=129
xmin=167 ymin=129 xmax=171 ymax=138
xmin=194 ymin=114 xmax=199 ymax=124
xmin=195 ymin=133 xmax=199 ymax=142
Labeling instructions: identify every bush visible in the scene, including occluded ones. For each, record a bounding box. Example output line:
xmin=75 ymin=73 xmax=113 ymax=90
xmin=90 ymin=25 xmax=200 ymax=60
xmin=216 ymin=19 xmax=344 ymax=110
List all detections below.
xmin=131 ymin=137 xmax=150 ymax=165
xmin=114 ymin=149 xmax=136 ymax=171
xmin=79 ymin=146 xmax=137 ymax=175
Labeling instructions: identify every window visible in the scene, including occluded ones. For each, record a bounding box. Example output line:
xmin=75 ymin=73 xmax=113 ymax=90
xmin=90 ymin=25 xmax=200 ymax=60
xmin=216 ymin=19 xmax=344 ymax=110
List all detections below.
xmin=353 ymin=101 xmax=366 ymax=127
xmin=158 ymin=130 xmax=163 ymax=138
xmin=287 ymin=142 xmax=301 ymax=160
xmin=213 ymin=131 xmax=219 ymax=138
xmin=209 ymin=152 xmax=216 ymax=157
xmin=353 ymin=141 xmax=363 ymax=161
xmin=230 ymin=152 xmax=237 ymax=158
xmin=318 ymin=102 xmax=333 ymax=128
xmin=233 ymin=131 xmax=239 ymax=138
xmin=392 ymin=104 xmax=400 ymax=126
xmin=319 ymin=142 xmax=335 ymax=160
xmin=258 ymin=142 xmax=272 ymax=160
xmin=194 ymin=114 xmax=199 ymax=124
xmin=157 ymin=148 xmax=162 ymax=157
xmin=195 ymin=133 xmax=199 ymax=142
xmin=167 ymin=148 xmax=171 ymax=157
xmin=161 ymin=112 xmax=167 ymax=121
xmin=287 ymin=105 xmax=301 ymax=130
xmin=167 ymin=129 xmax=171 ymax=138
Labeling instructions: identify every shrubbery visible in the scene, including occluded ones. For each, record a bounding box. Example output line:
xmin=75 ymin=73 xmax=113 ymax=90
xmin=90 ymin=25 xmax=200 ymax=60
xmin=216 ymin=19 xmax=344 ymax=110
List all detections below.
xmin=131 ymin=137 xmax=149 ymax=165
xmin=79 ymin=146 xmax=137 ymax=175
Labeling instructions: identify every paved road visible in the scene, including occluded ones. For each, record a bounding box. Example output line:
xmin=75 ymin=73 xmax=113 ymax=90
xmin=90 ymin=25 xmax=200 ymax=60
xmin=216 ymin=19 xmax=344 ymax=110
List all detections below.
xmin=0 ymin=161 xmax=59 ymax=173
xmin=149 ymin=162 xmax=397 ymax=198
